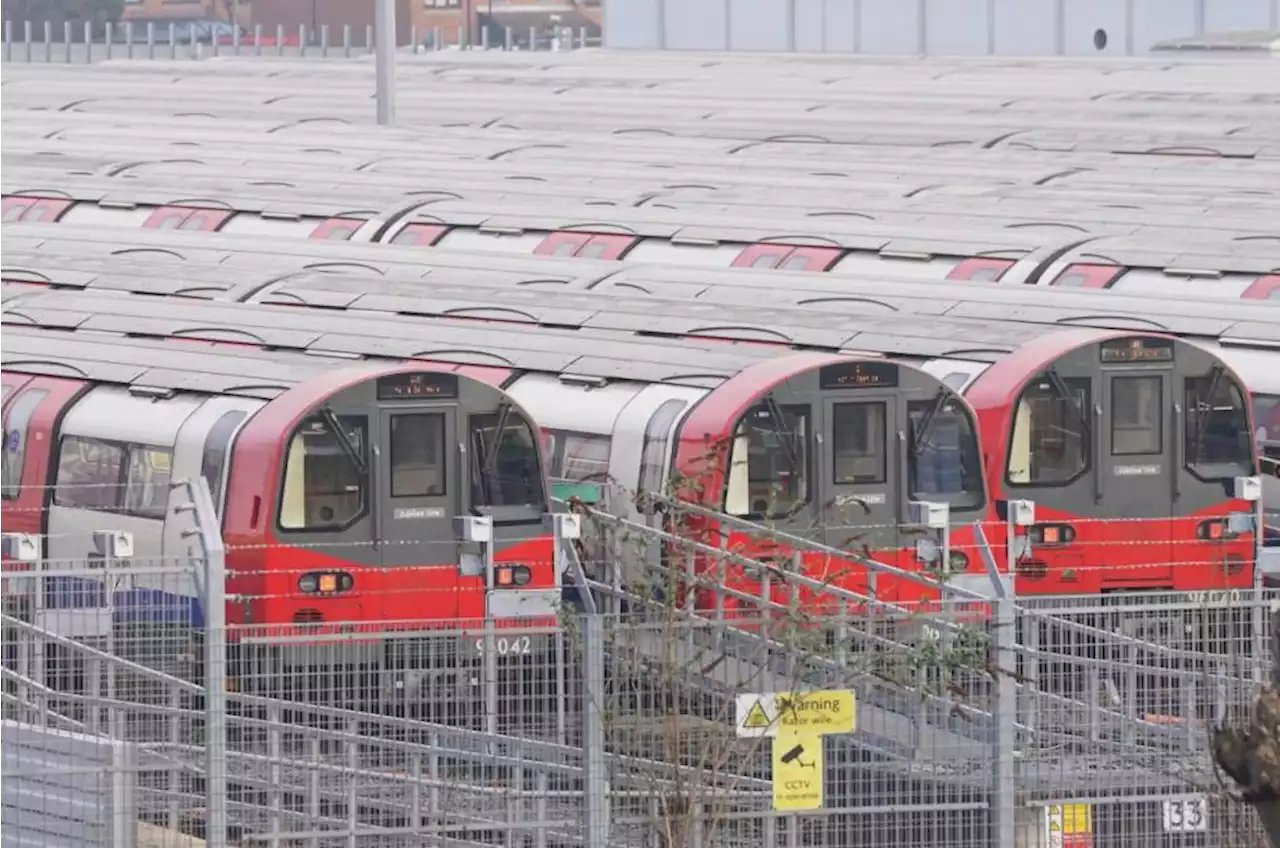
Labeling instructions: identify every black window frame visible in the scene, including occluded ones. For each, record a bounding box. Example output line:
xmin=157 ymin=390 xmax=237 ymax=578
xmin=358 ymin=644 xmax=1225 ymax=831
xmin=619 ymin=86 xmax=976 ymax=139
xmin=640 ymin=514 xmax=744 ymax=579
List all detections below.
xmin=275 ymin=413 xmax=371 ymax=533
xmin=2 ymin=388 xmax=48 ymax=501
xmin=906 ymin=397 xmax=986 ymax=511
xmin=722 ymin=402 xmax=812 ymax=520
xmin=53 ymin=435 xmax=174 ymax=520
xmin=639 ymin=399 xmax=688 ymax=495
xmin=830 ymin=401 xmax=888 ymax=486
xmin=468 ymin=410 xmax=547 ymax=513
xmin=1110 ymin=375 xmax=1164 ymax=457
xmin=1004 ymin=376 xmax=1093 ymax=488
xmin=1183 ymin=373 xmax=1254 ymax=482
xmin=389 ymin=412 xmax=448 ymax=499
xmin=200 ymin=410 xmax=247 ymax=517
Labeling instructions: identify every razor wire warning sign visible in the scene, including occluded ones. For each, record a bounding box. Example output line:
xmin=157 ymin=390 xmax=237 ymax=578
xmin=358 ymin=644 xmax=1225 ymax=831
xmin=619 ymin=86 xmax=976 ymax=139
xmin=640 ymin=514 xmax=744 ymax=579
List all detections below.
xmin=734 ymin=690 xmax=856 ymax=738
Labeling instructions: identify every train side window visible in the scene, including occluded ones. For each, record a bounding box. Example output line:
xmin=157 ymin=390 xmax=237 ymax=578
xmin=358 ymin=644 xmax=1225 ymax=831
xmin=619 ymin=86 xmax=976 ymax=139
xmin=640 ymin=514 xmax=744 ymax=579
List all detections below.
xmin=831 ymin=402 xmax=887 ymax=485
xmin=908 ymin=398 xmax=984 ymax=508
xmin=1007 ymin=377 xmax=1091 ymax=485
xmin=752 ymin=253 xmax=783 ymax=269
xmin=390 ymin=413 xmax=446 ymax=497
xmin=2 ymin=389 xmax=48 ymax=500
xmin=278 ymin=415 xmax=368 ymax=531
xmin=1184 ymin=374 xmax=1253 ymax=478
xmin=725 ymin=403 xmax=809 ymax=517
xmin=576 ymin=241 xmax=609 ymax=259
xmin=124 ymin=447 xmax=174 ymax=519
xmin=54 ymin=437 xmax=126 ymax=511
xmin=470 ymin=411 xmax=545 ymax=509
xmin=639 ymin=400 xmax=687 ymax=494
xmin=559 ymin=433 xmax=612 ymax=482
xmin=200 ymin=410 xmax=247 ymax=514
xmin=1111 ymin=376 xmax=1163 ymax=455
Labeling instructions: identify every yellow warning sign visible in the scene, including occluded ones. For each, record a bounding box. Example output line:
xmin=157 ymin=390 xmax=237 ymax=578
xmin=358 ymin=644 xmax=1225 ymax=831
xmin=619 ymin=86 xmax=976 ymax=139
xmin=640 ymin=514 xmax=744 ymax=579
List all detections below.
xmin=1045 ymin=803 xmax=1094 ymax=848
xmin=742 ymin=699 xmax=772 ymax=731
xmin=775 ymin=690 xmax=856 ymax=735
xmin=772 ymin=733 xmax=823 ymax=811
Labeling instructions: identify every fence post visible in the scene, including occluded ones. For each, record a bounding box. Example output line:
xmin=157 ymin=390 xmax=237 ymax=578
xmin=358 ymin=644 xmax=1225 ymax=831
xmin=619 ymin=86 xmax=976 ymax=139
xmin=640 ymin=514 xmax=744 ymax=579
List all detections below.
xmin=275 ymin=24 xmax=284 ymax=56
xmin=481 ymin=26 xmax=489 ymax=50
xmin=63 ymin=21 xmax=71 ymax=63
xmin=583 ymin=614 xmax=608 ymax=848
xmin=254 ymin=24 xmax=262 ymax=57
xmin=84 ymin=20 xmax=92 ymax=63
xmin=504 ymin=26 xmax=512 ymax=50
xmin=24 ymin=20 xmax=31 ymax=62
xmin=298 ymin=23 xmax=306 ymax=57
xmin=104 ymin=22 xmax=112 ymax=60
xmin=168 ymin=22 xmax=176 ymax=60
xmin=42 ymin=20 xmax=50 ymax=63
xmin=4 ymin=20 xmax=11 ymax=63
xmin=974 ymin=522 xmax=1017 ymax=848
xmin=189 ymin=478 xmax=228 ymax=848
xmin=321 ymin=24 xmax=329 ymax=58
xmin=529 ymin=25 xmax=537 ymax=51
xmin=366 ymin=23 xmax=373 ymax=53
xmin=343 ymin=24 xmax=350 ymax=58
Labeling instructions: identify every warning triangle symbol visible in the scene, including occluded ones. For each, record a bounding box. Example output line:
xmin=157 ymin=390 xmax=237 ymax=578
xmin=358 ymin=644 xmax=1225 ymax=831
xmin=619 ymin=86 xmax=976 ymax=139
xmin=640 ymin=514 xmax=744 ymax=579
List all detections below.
xmin=742 ymin=699 xmax=772 ymax=730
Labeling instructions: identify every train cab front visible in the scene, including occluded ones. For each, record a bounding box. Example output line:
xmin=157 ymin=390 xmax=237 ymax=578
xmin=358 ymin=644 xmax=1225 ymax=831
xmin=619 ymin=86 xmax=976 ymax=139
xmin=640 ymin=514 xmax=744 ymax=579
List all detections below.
xmin=969 ymin=332 xmax=1258 ymax=595
xmin=222 ymin=364 xmax=555 ymax=644
xmin=670 ymin=354 xmax=987 ymax=614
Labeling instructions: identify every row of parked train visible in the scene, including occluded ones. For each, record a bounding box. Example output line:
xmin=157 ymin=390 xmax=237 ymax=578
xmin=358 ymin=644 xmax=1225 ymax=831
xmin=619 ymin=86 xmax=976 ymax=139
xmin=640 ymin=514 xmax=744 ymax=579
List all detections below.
xmin=2 ymin=55 xmax=1278 ymax=691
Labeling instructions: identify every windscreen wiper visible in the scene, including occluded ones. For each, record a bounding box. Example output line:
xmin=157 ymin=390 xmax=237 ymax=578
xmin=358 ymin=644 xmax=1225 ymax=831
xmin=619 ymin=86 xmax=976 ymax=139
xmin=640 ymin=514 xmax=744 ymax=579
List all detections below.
xmin=1190 ymin=367 xmax=1224 ymax=461
xmin=1046 ymin=368 xmax=1090 ymax=437
xmin=912 ymin=389 xmax=950 ymax=458
xmin=482 ymin=403 xmax=513 ymax=474
xmin=763 ymin=395 xmax=800 ymax=476
xmin=320 ymin=406 xmax=366 ymax=475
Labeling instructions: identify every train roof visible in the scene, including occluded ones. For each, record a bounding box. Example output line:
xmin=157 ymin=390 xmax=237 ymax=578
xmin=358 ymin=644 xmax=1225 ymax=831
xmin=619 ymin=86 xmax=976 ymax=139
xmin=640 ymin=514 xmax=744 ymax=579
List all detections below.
xmin=6 ymin=223 xmax=1278 ymax=344
xmin=2 ymin=323 xmax=364 ymax=398
xmin=5 ymin=224 xmax=1280 ymax=359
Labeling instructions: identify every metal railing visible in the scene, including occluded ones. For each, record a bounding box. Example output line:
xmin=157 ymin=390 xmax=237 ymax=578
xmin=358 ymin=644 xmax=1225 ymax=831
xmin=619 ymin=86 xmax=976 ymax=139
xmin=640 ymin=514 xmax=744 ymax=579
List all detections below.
xmin=0 ymin=19 xmax=601 ymax=64
xmin=3 ymin=485 xmax=1277 ymax=847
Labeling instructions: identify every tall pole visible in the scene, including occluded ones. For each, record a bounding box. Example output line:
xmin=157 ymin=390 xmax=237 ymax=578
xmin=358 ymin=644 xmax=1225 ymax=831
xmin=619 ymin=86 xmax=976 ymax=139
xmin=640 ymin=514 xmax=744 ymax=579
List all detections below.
xmin=375 ymin=0 xmax=396 ymax=125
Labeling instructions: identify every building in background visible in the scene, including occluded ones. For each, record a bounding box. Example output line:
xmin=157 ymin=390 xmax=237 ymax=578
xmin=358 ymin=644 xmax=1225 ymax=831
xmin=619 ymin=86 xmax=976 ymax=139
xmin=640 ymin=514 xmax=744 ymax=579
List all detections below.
xmin=182 ymin=0 xmax=603 ymax=48
xmin=602 ymin=0 xmax=1278 ymax=56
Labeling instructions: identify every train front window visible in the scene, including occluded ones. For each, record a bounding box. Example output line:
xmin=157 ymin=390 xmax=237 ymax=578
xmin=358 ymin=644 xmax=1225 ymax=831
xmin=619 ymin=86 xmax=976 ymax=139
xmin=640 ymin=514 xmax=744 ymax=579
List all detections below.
xmin=1185 ymin=372 xmax=1253 ymax=479
xmin=725 ymin=402 xmax=809 ymax=517
xmin=1111 ymin=376 xmax=1163 ymax=456
xmin=279 ymin=413 xmax=368 ymax=531
xmin=389 ymin=413 xmax=446 ymax=497
xmin=471 ymin=410 xmax=545 ymax=511
xmin=831 ymin=402 xmax=886 ymax=485
xmin=909 ymin=395 xmax=984 ymax=509
xmin=1007 ymin=375 xmax=1091 ymax=486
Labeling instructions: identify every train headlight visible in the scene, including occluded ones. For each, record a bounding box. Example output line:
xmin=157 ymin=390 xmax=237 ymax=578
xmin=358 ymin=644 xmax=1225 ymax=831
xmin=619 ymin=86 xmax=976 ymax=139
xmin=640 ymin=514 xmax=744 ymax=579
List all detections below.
xmin=494 ymin=565 xmax=533 ymax=587
xmin=1030 ymin=524 xmax=1076 ymax=546
xmin=298 ymin=571 xmax=354 ymax=594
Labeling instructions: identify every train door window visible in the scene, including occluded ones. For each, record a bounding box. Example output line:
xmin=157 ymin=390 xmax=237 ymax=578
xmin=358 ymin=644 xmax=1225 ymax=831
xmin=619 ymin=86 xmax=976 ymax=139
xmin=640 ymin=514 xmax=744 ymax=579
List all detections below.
xmin=1111 ymin=376 xmax=1163 ymax=456
xmin=831 ymin=403 xmax=886 ymax=485
xmin=908 ymin=397 xmax=984 ymax=508
xmin=639 ymin=400 xmax=688 ymax=494
xmin=1184 ymin=374 xmax=1252 ymax=479
xmin=178 ymin=209 xmax=231 ymax=232
xmin=2 ymin=389 xmax=48 ymax=500
xmin=1242 ymin=276 xmax=1280 ymax=301
xmin=124 ymin=447 xmax=174 ymax=519
xmin=1049 ymin=264 xmax=1123 ymax=289
xmin=2 ymin=197 xmax=72 ymax=223
xmin=947 ymin=258 xmax=1015 ymax=282
xmin=53 ymin=437 xmax=126 ymax=511
xmin=733 ymin=245 xmax=788 ymax=269
xmin=1007 ymin=377 xmax=1091 ymax=485
xmin=310 ymin=218 xmax=364 ymax=241
xmin=725 ymin=404 xmax=809 ymax=517
xmin=579 ymin=235 xmax=636 ymax=260
xmin=535 ymin=232 xmax=592 ymax=257
xmin=390 ymin=414 xmax=446 ymax=498
xmin=388 ymin=223 xmax=448 ymax=247
xmin=470 ymin=411 xmax=544 ymax=509
xmin=278 ymin=415 xmax=369 ymax=531
xmin=780 ymin=247 xmax=842 ymax=271
xmin=200 ymin=410 xmax=247 ymax=514
xmin=148 ymin=209 xmax=187 ymax=230
xmin=559 ymin=434 xmax=612 ymax=482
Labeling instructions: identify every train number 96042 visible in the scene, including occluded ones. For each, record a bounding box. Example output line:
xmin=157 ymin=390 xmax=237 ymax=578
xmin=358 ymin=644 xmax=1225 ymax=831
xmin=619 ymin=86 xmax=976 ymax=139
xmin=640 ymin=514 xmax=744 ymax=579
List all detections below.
xmin=473 ymin=635 xmax=534 ymax=656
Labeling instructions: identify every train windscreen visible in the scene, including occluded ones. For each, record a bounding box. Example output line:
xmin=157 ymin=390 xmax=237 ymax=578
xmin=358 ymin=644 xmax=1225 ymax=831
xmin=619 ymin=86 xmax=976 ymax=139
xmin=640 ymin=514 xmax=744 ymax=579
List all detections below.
xmin=1184 ymin=373 xmax=1253 ymax=478
xmin=470 ymin=410 xmax=546 ymax=516
xmin=907 ymin=394 xmax=984 ymax=509
xmin=724 ymin=403 xmax=810 ymax=518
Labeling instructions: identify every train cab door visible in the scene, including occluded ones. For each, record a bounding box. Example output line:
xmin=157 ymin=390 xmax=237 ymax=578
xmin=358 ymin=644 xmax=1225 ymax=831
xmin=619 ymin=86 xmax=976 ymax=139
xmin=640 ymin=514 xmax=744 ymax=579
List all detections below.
xmin=375 ymin=406 xmax=460 ymax=621
xmin=820 ymin=397 xmax=900 ymax=581
xmin=1100 ymin=370 xmax=1175 ymax=586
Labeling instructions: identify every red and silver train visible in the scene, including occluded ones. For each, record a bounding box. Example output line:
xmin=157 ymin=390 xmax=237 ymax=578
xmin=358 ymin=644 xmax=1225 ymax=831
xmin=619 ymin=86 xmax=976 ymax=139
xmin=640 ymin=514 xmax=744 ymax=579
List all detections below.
xmin=1 ymin=315 xmax=557 ymax=698
xmin=3 ymin=252 xmax=1264 ymax=606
